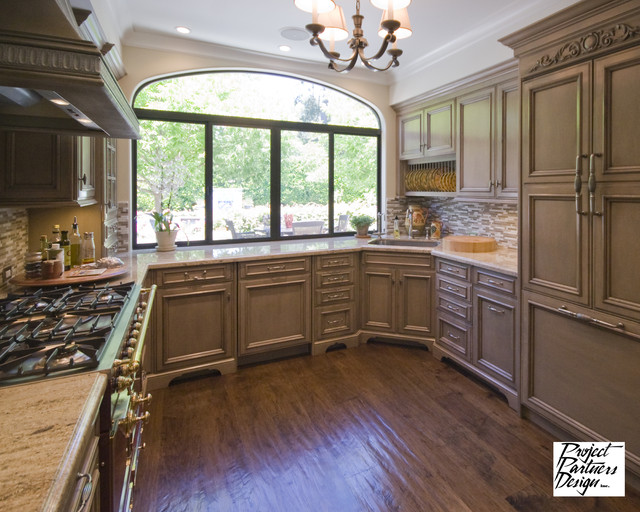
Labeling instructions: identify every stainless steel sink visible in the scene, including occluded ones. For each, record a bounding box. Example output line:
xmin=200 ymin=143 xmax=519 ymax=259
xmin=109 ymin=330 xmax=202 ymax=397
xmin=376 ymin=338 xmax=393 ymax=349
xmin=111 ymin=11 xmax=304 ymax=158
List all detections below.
xmin=368 ymin=238 xmax=440 ymax=248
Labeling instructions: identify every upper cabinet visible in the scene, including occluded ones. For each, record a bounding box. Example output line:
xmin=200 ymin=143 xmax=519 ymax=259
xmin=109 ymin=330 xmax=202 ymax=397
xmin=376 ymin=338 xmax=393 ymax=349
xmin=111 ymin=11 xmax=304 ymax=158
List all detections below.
xmin=0 ymin=131 xmax=98 ymax=207
xmin=395 ymin=65 xmax=519 ymax=202
xmin=399 ymin=100 xmax=455 ymax=160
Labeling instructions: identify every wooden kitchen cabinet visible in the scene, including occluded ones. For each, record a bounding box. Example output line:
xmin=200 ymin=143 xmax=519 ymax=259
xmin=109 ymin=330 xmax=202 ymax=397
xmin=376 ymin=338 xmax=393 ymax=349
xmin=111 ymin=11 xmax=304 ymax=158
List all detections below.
xmin=456 ymin=80 xmax=519 ymax=201
xmin=503 ymin=0 xmax=640 ymax=478
xmin=360 ymin=251 xmax=434 ymax=347
xmin=312 ymin=252 xmax=359 ymax=354
xmin=398 ymin=100 xmax=455 ymax=161
xmin=97 ymin=137 xmax=118 ymax=256
xmin=150 ymin=264 xmax=236 ymax=384
xmin=238 ymin=257 xmax=311 ymax=359
xmin=0 ymin=130 xmax=97 ymax=207
xmin=433 ymin=258 xmax=519 ymax=410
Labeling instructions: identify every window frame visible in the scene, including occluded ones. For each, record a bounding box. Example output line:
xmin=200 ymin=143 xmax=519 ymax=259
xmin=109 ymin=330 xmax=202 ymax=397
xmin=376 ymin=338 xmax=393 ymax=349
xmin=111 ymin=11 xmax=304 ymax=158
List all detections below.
xmin=131 ymin=71 xmax=382 ymax=249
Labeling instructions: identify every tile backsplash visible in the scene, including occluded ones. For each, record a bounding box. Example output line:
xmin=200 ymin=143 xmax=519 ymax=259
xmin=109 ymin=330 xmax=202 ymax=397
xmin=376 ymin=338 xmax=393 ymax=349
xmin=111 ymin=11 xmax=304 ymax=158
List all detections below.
xmin=0 ymin=208 xmax=29 ymax=290
xmin=386 ymin=197 xmax=518 ymax=249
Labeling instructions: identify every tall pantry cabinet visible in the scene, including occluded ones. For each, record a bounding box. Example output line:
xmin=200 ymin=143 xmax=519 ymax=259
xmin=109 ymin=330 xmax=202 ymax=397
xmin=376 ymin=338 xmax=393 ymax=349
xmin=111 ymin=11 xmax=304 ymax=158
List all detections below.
xmin=502 ymin=0 xmax=640 ymax=481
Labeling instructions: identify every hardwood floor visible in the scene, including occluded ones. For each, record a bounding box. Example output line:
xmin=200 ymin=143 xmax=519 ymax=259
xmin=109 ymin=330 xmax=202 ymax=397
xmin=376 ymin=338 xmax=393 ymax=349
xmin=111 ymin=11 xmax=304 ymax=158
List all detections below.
xmin=134 ymin=342 xmax=640 ymax=511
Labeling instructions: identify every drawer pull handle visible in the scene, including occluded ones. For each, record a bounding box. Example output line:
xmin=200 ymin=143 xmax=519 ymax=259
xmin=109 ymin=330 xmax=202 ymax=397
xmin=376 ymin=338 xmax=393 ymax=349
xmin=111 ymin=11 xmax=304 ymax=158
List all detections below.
xmin=487 ymin=278 xmax=504 ymax=286
xmin=328 ymin=293 xmax=347 ymax=300
xmin=445 ymin=285 xmax=459 ymax=293
xmin=327 ymin=260 xmax=342 ymax=266
xmin=447 ymin=304 xmax=459 ymax=312
xmin=488 ymin=306 xmax=505 ymax=314
xmin=327 ymin=275 xmax=345 ymax=282
xmin=327 ymin=319 xmax=341 ymax=325
xmin=558 ymin=305 xmax=625 ymax=331
xmin=447 ymin=332 xmax=460 ymax=341
xmin=193 ymin=269 xmax=207 ymax=281
xmin=268 ymin=265 xmax=286 ymax=271
xmin=446 ymin=266 xmax=459 ymax=273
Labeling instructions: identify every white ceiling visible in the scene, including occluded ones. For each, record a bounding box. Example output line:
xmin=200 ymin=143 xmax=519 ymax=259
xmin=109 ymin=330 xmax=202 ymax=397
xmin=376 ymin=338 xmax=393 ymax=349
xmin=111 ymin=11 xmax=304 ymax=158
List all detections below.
xmin=81 ymin=0 xmax=582 ymax=93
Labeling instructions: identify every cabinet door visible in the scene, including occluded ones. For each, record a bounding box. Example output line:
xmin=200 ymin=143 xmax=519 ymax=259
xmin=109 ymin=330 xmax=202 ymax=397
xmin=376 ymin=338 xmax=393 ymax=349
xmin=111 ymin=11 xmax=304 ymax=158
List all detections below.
xmin=361 ymin=266 xmax=395 ymax=332
xmin=593 ymin=182 xmax=640 ymax=319
xmin=473 ymin=288 xmax=517 ymax=388
xmin=0 ymin=131 xmax=73 ymax=203
xmin=102 ymin=138 xmax=118 ymax=255
xmin=155 ymin=282 xmax=235 ymax=372
xmin=238 ymin=275 xmax=311 ymax=356
xmin=457 ymin=88 xmax=494 ymax=198
xmin=76 ymin=136 xmax=96 ymax=204
xmin=593 ymin=45 xmax=640 ymax=182
xmin=397 ymin=269 xmax=433 ymax=337
xmin=522 ymin=62 xmax=591 ymax=184
xmin=399 ymin=111 xmax=423 ymax=160
xmin=521 ymin=183 xmax=590 ymax=306
xmin=423 ymin=100 xmax=455 ymax=157
xmin=496 ymin=81 xmax=519 ymax=199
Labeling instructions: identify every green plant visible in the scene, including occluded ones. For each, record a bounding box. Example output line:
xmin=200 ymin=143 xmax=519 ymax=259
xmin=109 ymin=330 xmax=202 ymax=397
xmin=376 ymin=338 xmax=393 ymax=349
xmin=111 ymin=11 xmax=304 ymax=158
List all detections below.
xmin=150 ymin=209 xmax=178 ymax=232
xmin=350 ymin=214 xmax=375 ymax=229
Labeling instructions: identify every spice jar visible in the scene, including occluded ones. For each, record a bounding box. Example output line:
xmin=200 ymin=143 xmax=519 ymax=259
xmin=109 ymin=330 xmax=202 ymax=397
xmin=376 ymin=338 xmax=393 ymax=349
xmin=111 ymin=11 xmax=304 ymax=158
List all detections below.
xmin=46 ymin=244 xmax=64 ymax=278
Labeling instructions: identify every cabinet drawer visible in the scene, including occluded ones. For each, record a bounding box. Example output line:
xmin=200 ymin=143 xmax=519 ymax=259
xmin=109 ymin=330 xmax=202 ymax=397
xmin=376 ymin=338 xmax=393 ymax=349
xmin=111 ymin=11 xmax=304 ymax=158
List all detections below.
xmin=316 ymin=252 xmax=356 ymax=270
xmin=437 ymin=315 xmax=471 ymax=359
xmin=363 ymin=251 xmax=431 ymax=268
xmin=315 ymin=304 xmax=357 ymax=340
xmin=474 ymin=269 xmax=516 ymax=295
xmin=158 ymin=264 xmax=233 ymax=286
xmin=436 ymin=259 xmax=471 ymax=281
xmin=437 ymin=294 xmax=472 ymax=322
xmin=436 ymin=275 xmax=472 ymax=302
xmin=315 ymin=285 xmax=355 ymax=305
xmin=315 ymin=268 xmax=355 ymax=288
xmin=240 ymin=257 xmax=310 ymax=278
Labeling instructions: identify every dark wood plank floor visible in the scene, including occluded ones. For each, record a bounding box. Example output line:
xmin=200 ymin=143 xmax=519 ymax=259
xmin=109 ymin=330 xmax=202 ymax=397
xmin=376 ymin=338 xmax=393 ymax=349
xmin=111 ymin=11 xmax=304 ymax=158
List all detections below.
xmin=134 ymin=342 xmax=640 ymax=511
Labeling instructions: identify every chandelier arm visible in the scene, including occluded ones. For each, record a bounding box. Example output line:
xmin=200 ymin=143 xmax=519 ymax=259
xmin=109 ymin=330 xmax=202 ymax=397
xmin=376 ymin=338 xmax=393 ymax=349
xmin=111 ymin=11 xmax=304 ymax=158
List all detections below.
xmin=358 ymin=47 xmax=399 ymax=72
xmin=311 ymin=35 xmax=362 ymax=64
xmin=329 ymin=55 xmax=360 ymax=72
xmin=363 ymin=33 xmax=395 ymax=62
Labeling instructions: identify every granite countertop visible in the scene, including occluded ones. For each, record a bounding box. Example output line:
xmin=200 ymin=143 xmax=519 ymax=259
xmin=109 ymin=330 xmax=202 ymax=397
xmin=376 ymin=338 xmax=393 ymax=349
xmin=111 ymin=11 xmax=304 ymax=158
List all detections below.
xmin=118 ymin=236 xmax=518 ymax=284
xmin=0 ymin=373 xmax=107 ymax=512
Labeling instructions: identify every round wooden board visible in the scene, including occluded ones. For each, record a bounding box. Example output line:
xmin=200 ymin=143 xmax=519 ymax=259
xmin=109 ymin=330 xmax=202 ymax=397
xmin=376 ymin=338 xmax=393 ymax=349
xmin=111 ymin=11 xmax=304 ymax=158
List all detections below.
xmin=442 ymin=235 xmax=497 ymax=253
xmin=10 ymin=266 xmax=130 ymax=287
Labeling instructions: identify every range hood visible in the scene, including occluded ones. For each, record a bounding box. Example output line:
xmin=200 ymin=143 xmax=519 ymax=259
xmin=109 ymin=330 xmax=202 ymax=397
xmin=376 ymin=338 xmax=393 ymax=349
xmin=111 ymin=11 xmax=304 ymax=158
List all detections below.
xmin=0 ymin=0 xmax=139 ymax=138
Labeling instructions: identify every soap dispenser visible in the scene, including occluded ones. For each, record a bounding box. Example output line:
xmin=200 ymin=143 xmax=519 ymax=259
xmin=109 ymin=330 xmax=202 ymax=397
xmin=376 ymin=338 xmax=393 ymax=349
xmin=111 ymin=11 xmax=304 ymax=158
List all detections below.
xmin=393 ymin=216 xmax=400 ymax=238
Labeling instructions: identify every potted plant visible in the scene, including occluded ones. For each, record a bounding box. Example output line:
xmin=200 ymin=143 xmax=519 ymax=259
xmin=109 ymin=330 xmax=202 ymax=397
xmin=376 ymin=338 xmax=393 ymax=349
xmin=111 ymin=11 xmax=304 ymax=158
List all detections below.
xmin=150 ymin=209 xmax=179 ymax=251
xmin=350 ymin=214 xmax=375 ymax=238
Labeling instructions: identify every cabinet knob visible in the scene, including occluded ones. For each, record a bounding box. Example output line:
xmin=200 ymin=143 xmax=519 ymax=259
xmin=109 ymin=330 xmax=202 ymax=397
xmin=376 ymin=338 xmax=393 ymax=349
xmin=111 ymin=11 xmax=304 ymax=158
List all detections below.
xmin=79 ymin=173 xmax=87 ymax=185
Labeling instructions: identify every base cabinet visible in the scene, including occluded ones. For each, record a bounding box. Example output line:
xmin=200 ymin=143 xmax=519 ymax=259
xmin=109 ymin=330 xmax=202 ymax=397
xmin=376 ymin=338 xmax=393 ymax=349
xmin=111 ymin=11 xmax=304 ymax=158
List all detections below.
xmin=238 ymin=257 xmax=311 ymax=358
xmin=150 ymin=264 xmax=236 ymax=381
xmin=434 ymin=258 xmax=519 ymax=410
xmin=361 ymin=251 xmax=434 ymax=346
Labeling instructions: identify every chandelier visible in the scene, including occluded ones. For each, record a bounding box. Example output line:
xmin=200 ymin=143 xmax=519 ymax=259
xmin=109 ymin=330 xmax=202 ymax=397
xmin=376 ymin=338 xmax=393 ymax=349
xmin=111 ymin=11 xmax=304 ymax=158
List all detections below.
xmin=294 ymin=0 xmax=412 ymax=72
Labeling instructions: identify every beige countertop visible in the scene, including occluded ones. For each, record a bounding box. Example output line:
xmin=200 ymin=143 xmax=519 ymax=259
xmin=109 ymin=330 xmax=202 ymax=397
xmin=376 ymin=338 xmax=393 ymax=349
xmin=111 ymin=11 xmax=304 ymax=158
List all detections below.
xmin=0 ymin=372 xmax=107 ymax=512
xmin=117 ymin=236 xmax=518 ymax=284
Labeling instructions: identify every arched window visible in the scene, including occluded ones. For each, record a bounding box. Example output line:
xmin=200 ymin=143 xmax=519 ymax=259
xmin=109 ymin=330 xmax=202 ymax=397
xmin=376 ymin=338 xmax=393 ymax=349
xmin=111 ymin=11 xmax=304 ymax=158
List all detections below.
xmin=132 ymin=71 xmax=380 ymax=248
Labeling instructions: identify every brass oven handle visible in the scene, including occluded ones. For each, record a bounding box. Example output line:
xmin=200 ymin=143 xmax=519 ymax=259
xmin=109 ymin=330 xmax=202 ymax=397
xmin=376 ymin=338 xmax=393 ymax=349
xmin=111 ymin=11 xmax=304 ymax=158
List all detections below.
xmin=588 ymin=153 xmax=603 ymax=216
xmin=574 ymin=154 xmax=588 ymax=215
xmin=75 ymin=472 xmax=93 ymax=512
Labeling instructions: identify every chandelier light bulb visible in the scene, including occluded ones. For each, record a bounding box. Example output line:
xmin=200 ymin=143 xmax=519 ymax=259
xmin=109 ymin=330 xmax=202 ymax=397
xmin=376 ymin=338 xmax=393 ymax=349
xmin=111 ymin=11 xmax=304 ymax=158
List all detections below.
xmin=378 ymin=8 xmax=412 ymax=39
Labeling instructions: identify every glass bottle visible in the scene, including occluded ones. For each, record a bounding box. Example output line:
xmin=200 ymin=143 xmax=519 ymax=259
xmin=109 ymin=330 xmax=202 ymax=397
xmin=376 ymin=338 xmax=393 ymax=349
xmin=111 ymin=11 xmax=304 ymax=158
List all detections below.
xmin=39 ymin=235 xmax=48 ymax=261
xmin=82 ymin=232 xmax=95 ymax=264
xmin=70 ymin=217 xmax=82 ymax=267
xmin=51 ymin=224 xmax=61 ymax=246
xmin=60 ymin=230 xmax=71 ymax=271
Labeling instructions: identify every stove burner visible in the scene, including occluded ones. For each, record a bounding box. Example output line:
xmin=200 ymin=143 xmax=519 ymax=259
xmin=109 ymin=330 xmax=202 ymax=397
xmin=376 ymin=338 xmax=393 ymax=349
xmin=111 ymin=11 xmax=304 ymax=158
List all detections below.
xmin=0 ymin=282 xmax=134 ymax=382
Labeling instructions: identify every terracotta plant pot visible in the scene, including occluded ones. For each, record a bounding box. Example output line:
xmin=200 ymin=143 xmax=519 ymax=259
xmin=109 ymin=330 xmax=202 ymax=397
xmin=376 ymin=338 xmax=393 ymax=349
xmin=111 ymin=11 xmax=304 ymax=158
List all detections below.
xmin=355 ymin=224 xmax=371 ymax=238
xmin=155 ymin=230 xmax=178 ymax=252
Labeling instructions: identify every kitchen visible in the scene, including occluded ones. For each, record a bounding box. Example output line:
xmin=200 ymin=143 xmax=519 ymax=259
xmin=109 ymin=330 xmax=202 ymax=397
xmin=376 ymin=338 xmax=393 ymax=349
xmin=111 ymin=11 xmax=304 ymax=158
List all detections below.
xmin=1 ymin=0 xmax=640 ymax=510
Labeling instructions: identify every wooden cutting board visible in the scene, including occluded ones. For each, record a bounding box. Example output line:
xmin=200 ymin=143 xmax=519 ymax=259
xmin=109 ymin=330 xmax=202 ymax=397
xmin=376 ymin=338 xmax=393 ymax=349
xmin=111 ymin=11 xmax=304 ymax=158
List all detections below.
xmin=442 ymin=235 xmax=497 ymax=253
xmin=10 ymin=266 xmax=130 ymax=287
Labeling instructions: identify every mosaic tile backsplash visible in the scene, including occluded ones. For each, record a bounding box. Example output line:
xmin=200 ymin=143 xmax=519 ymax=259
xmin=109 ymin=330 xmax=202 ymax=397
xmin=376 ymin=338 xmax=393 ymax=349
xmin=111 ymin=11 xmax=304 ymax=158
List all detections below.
xmin=0 ymin=208 xmax=29 ymax=291
xmin=386 ymin=197 xmax=518 ymax=249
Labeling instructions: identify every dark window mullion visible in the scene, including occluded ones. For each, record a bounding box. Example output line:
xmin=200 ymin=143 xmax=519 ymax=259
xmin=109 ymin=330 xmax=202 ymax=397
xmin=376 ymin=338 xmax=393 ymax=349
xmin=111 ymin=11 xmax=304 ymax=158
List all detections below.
xmin=205 ymin=122 xmax=214 ymax=244
xmin=270 ymin=129 xmax=282 ymax=239
xmin=328 ymin=133 xmax=335 ymax=235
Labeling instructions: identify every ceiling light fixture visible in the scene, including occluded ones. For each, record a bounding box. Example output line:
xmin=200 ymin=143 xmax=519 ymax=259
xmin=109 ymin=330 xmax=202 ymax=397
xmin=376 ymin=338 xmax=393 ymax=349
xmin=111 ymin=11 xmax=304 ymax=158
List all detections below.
xmin=294 ymin=0 xmax=412 ymax=72
xmin=176 ymin=26 xmax=191 ymax=34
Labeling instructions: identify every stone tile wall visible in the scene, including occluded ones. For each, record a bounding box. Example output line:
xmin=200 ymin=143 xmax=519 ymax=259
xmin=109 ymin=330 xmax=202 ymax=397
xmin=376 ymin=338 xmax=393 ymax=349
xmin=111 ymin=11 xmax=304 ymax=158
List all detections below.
xmin=386 ymin=197 xmax=518 ymax=249
xmin=0 ymin=208 xmax=29 ymax=291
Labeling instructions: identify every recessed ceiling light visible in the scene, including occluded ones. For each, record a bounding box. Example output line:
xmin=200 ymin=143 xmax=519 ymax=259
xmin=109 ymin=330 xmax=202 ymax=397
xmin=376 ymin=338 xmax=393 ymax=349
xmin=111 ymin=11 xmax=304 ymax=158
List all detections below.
xmin=279 ymin=45 xmax=292 ymax=52
xmin=280 ymin=27 xmax=309 ymax=41
xmin=176 ymin=26 xmax=191 ymax=34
